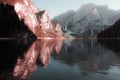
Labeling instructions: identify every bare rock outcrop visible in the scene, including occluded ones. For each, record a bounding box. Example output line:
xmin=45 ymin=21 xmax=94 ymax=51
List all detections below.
xmin=35 ymin=11 xmax=63 ymax=39
xmin=0 ymin=0 xmax=64 ymax=38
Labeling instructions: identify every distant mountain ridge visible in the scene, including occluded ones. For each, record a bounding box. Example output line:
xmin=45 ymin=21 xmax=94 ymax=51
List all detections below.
xmin=53 ymin=3 xmax=120 ymax=37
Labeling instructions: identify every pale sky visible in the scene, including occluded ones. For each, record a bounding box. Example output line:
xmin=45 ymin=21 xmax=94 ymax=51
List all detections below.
xmin=32 ymin=0 xmax=120 ymax=18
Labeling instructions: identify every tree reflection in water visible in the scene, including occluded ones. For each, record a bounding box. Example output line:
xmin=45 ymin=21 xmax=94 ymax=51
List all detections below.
xmin=13 ymin=39 xmax=63 ymax=80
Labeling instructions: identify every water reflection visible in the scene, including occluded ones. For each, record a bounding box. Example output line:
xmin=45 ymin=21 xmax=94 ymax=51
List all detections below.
xmin=98 ymin=39 xmax=120 ymax=53
xmin=34 ymin=39 xmax=120 ymax=80
xmin=0 ymin=39 xmax=34 ymax=80
xmin=13 ymin=39 xmax=63 ymax=80
xmin=0 ymin=39 xmax=120 ymax=80
xmin=53 ymin=40 xmax=120 ymax=74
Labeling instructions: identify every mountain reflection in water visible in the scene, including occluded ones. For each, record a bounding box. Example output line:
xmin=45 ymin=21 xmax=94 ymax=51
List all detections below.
xmin=0 ymin=39 xmax=120 ymax=80
xmin=13 ymin=39 xmax=63 ymax=80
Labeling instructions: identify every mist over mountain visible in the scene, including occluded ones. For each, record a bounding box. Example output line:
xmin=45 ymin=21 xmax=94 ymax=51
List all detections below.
xmin=53 ymin=3 xmax=120 ymax=37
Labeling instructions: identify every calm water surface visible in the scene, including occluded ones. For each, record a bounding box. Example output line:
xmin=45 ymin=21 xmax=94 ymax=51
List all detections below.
xmin=0 ymin=39 xmax=120 ymax=80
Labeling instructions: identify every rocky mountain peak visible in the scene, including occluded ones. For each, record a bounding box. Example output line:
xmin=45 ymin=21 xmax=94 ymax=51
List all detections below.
xmin=0 ymin=0 xmax=64 ymax=38
xmin=53 ymin=3 xmax=120 ymax=37
xmin=92 ymin=8 xmax=100 ymax=17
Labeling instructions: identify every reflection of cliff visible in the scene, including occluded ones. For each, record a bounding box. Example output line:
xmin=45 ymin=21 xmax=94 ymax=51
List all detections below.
xmin=13 ymin=39 xmax=63 ymax=80
xmin=0 ymin=0 xmax=63 ymax=38
xmin=98 ymin=39 xmax=120 ymax=54
xmin=0 ymin=39 xmax=34 ymax=80
xmin=0 ymin=39 xmax=63 ymax=80
xmin=53 ymin=39 xmax=120 ymax=75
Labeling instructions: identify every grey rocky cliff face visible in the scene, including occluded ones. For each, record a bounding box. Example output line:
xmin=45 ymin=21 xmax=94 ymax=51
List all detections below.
xmin=53 ymin=3 xmax=120 ymax=37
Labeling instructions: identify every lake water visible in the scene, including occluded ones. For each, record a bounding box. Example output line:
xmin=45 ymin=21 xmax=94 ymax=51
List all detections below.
xmin=0 ymin=39 xmax=120 ymax=80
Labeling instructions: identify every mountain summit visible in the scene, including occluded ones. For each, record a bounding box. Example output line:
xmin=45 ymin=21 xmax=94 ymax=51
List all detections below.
xmin=53 ymin=3 xmax=120 ymax=37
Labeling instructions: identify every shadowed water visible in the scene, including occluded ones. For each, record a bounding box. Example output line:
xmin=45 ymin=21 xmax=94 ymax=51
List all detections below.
xmin=0 ymin=39 xmax=120 ymax=80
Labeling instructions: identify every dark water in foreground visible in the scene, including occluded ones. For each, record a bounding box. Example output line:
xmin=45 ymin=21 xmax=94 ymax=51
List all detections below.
xmin=0 ymin=39 xmax=120 ymax=80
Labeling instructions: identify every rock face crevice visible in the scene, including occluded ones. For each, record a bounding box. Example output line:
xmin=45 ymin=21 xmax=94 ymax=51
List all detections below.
xmin=0 ymin=0 xmax=63 ymax=38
